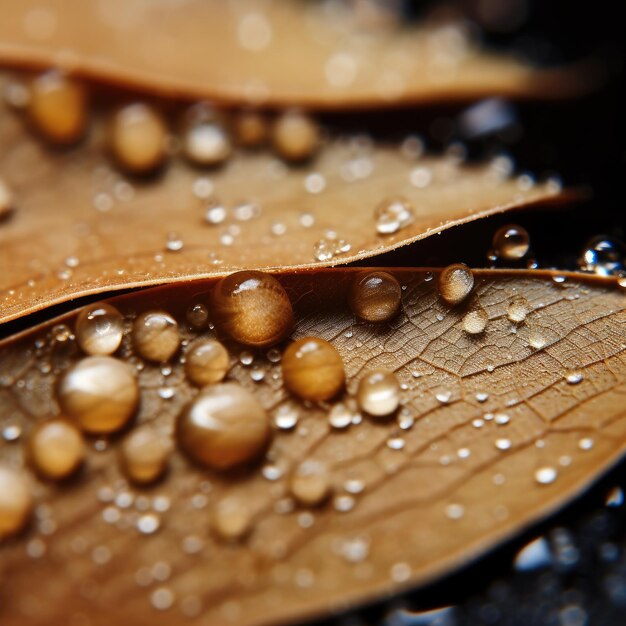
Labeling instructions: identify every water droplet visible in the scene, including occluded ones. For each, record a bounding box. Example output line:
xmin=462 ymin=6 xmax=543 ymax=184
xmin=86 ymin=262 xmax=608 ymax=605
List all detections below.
xmin=535 ymin=466 xmax=558 ymax=485
xmin=109 ymin=103 xmax=168 ymax=174
xmin=578 ymin=236 xmax=625 ymax=276
xmin=120 ymin=427 xmax=169 ymax=485
xmin=374 ymin=197 xmax=415 ymax=235
xmin=445 ymin=503 xmax=465 ymax=520
xmin=387 ymin=437 xmax=405 ymax=450
xmin=328 ymin=403 xmax=353 ymax=429
xmin=565 ymin=370 xmax=583 ymax=385
xmin=211 ymin=271 xmax=293 ymax=348
xmin=133 ymin=310 xmax=180 ymax=362
xmin=27 ymin=419 xmax=85 ymax=480
xmin=492 ymin=224 xmax=530 ymax=261
xmin=334 ymin=495 xmax=355 ymax=513
xmin=182 ymin=103 xmax=231 ymax=167
xmin=436 ymin=390 xmax=452 ymax=404
xmin=304 ymin=172 xmax=326 ymax=194
xmin=356 ymin=370 xmax=400 ymax=417
xmin=438 ymin=264 xmax=474 ymax=305
xmin=462 ymin=308 xmax=488 ymax=334
xmin=0 ymin=465 xmax=33 ymax=539
xmin=475 ymin=392 xmax=489 ymax=403
xmin=282 ymin=337 xmax=345 ymax=401
xmin=495 ymin=438 xmax=511 ymax=451
xmin=75 ymin=303 xmax=124 ymax=356
xmin=212 ymin=498 xmax=251 ymax=541
xmin=176 ymin=383 xmax=270 ymax=470
xmin=137 ymin=513 xmax=160 ymax=535
xmin=578 ymin=437 xmax=594 ymax=451
xmin=507 ymin=296 xmax=530 ymax=323
xmin=58 ymin=356 xmax=139 ymax=434
xmin=514 ymin=537 xmax=553 ymax=571
xmin=184 ymin=338 xmax=229 ymax=387
xmin=186 ymin=303 xmax=209 ymax=329
xmin=349 ymin=271 xmax=401 ymax=323
xmin=494 ymin=413 xmax=510 ymax=425
xmin=338 ymin=536 xmax=370 ymax=563
xmin=164 ymin=233 xmax=183 ymax=252
xmin=205 ymin=203 xmax=227 ymax=225
xmin=273 ymin=405 xmax=299 ymax=430
xmin=27 ymin=71 xmax=87 ymax=145
xmin=409 ymin=166 xmax=432 ymax=188
xmin=290 ymin=461 xmax=330 ymax=506
xmin=271 ymin=110 xmax=319 ymax=162
xmin=150 ymin=587 xmax=174 ymax=611
xmin=529 ymin=329 xmax=547 ymax=350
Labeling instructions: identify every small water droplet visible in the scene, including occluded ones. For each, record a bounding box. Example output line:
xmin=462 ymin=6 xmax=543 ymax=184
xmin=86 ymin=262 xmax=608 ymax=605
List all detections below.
xmin=507 ymin=296 xmax=530 ymax=323
xmin=462 ymin=308 xmax=488 ymax=334
xmin=495 ymin=438 xmax=511 ymax=451
xmin=445 ymin=503 xmax=465 ymax=520
xmin=328 ymin=403 xmax=353 ymax=429
xmin=565 ymin=370 xmax=583 ymax=385
xmin=492 ymin=224 xmax=530 ymax=261
xmin=535 ymin=466 xmax=558 ymax=484
xmin=374 ymin=197 xmax=415 ymax=234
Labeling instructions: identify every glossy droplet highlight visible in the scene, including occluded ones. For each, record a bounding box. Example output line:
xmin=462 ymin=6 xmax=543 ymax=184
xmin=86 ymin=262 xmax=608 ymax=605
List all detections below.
xmin=28 ymin=419 xmax=85 ymax=480
xmin=28 ymin=72 xmax=87 ymax=145
xmin=75 ymin=303 xmax=124 ymax=356
xmin=109 ymin=103 xmax=168 ymax=174
xmin=176 ymin=383 xmax=270 ymax=470
xmin=438 ymin=264 xmax=474 ymax=305
xmin=212 ymin=498 xmax=251 ymax=542
xmin=58 ymin=356 xmax=139 ymax=434
xmin=182 ymin=103 xmax=232 ymax=167
xmin=357 ymin=370 xmax=400 ymax=417
xmin=133 ymin=311 xmax=180 ymax=362
xmin=282 ymin=337 xmax=345 ymax=401
xmin=374 ymin=197 xmax=415 ymax=234
xmin=492 ymin=224 xmax=530 ymax=260
xmin=0 ymin=466 xmax=32 ymax=540
xmin=462 ymin=308 xmax=488 ymax=334
xmin=507 ymin=296 xmax=529 ymax=323
xmin=349 ymin=271 xmax=401 ymax=323
xmin=578 ymin=236 xmax=625 ymax=276
xmin=186 ymin=303 xmax=209 ymax=329
xmin=271 ymin=110 xmax=319 ymax=162
xmin=211 ymin=271 xmax=293 ymax=347
xmin=535 ymin=466 xmax=558 ymax=485
xmin=290 ymin=461 xmax=331 ymax=507
xmin=184 ymin=338 xmax=229 ymax=387
xmin=120 ymin=427 xmax=169 ymax=485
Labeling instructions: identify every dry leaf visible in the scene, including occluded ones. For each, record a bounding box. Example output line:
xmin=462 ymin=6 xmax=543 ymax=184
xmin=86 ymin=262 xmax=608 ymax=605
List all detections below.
xmin=0 ymin=268 xmax=624 ymax=626
xmin=0 ymin=101 xmax=571 ymax=323
xmin=0 ymin=0 xmax=585 ymax=108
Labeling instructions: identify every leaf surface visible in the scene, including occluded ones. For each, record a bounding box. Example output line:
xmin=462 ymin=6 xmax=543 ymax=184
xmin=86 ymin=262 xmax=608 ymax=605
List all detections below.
xmin=0 ymin=268 xmax=624 ymax=626
xmin=0 ymin=101 xmax=571 ymax=323
xmin=0 ymin=0 xmax=585 ymax=108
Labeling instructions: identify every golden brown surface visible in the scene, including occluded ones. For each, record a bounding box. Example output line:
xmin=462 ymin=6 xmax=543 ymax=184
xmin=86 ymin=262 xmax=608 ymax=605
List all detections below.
xmin=0 ymin=95 xmax=572 ymax=324
xmin=0 ymin=268 xmax=624 ymax=626
xmin=0 ymin=0 xmax=585 ymax=109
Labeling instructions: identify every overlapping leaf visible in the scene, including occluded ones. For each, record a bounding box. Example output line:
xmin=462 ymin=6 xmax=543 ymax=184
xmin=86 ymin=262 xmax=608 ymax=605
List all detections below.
xmin=0 ymin=97 xmax=571 ymax=323
xmin=0 ymin=0 xmax=586 ymax=109
xmin=0 ymin=268 xmax=624 ymax=626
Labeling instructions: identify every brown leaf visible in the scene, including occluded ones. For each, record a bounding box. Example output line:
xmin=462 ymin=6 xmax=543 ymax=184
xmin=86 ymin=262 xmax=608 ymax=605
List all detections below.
xmin=0 ymin=0 xmax=586 ymax=109
xmin=0 ymin=268 xmax=624 ymax=626
xmin=0 ymin=99 xmax=572 ymax=323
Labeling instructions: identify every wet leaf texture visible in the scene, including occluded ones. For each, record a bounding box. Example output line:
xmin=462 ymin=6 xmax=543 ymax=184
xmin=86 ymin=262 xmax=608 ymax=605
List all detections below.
xmin=0 ymin=268 xmax=624 ymax=626
xmin=0 ymin=101 xmax=569 ymax=323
